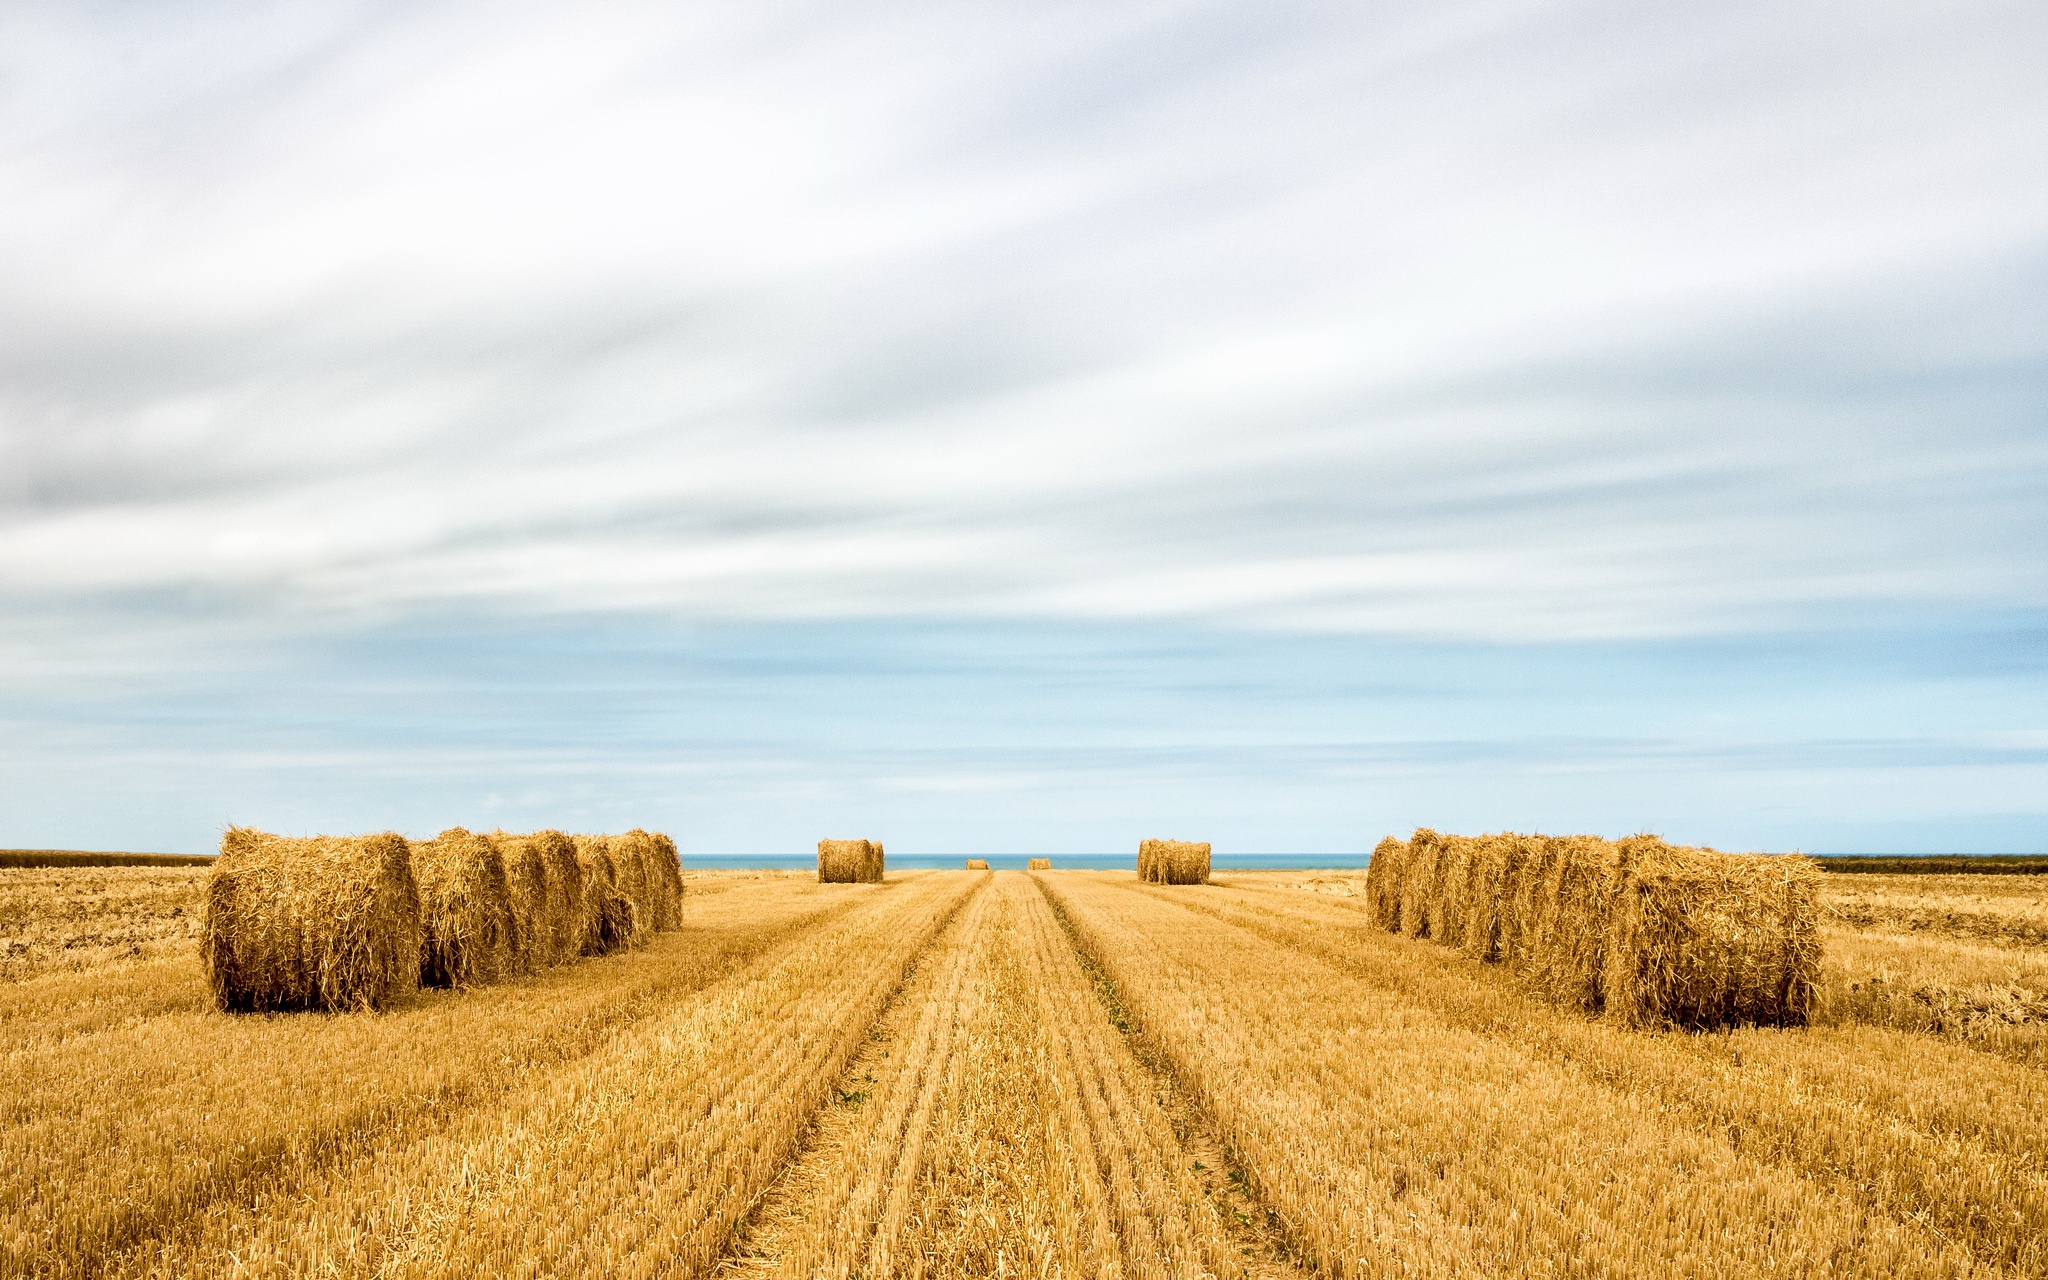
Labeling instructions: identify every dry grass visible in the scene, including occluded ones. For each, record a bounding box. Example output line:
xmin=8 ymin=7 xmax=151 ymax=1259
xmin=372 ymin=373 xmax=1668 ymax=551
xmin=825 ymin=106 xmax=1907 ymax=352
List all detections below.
xmin=106 ymin=872 xmax=977 ymax=1280
xmin=1049 ymin=872 xmax=2043 ymax=1278
xmin=1821 ymin=873 xmax=2048 ymax=946
xmin=203 ymin=828 xmax=421 ymax=1012
xmin=0 ymin=865 xmax=205 ymax=982
xmin=3 ymin=873 xmax=870 ymax=1279
xmin=11 ymin=860 xmax=2048 ymax=1279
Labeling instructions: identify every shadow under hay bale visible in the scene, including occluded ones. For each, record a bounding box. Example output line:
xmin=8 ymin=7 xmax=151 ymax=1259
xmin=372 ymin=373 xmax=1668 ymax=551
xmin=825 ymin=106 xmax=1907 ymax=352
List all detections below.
xmin=965 ymin=858 xmax=990 ymax=870
xmin=1139 ymin=839 xmax=1210 ymax=885
xmin=203 ymin=827 xmax=421 ymax=1013
xmin=1368 ymin=827 xmax=1822 ymax=1029
xmin=414 ymin=828 xmax=515 ymax=988
xmin=818 ymin=839 xmax=884 ymax=884
xmin=489 ymin=830 xmax=581 ymax=970
xmin=573 ymin=838 xmax=640 ymax=955
xmin=1028 ymin=857 xmax=1051 ymax=870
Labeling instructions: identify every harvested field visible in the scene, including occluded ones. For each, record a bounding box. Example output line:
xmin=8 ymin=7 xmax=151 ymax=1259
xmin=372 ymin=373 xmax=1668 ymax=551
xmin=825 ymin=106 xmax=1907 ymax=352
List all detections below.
xmin=7 ymin=860 xmax=2047 ymax=1279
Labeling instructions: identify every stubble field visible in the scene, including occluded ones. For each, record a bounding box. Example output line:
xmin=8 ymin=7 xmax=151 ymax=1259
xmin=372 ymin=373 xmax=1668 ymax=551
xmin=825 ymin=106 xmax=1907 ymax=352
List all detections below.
xmin=4 ymin=862 xmax=2046 ymax=1278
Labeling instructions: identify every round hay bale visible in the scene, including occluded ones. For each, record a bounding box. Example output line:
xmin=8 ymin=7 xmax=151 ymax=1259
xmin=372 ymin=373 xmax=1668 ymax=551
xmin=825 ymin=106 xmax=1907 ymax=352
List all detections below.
xmin=606 ymin=835 xmax=652 ymax=927
xmin=1364 ymin=835 xmax=1408 ymax=931
xmin=1139 ymin=839 xmax=1210 ymax=885
xmin=1028 ymin=857 xmax=1051 ymax=870
xmin=613 ymin=829 xmax=681 ymax=931
xmin=488 ymin=830 xmax=582 ymax=970
xmin=203 ymin=827 xmax=420 ymax=1013
xmin=818 ymin=839 xmax=882 ymax=884
xmin=414 ymin=828 xmax=514 ymax=988
xmin=965 ymin=858 xmax=990 ymax=870
xmin=573 ymin=838 xmax=639 ymax=954
xmin=492 ymin=834 xmax=548 ymax=976
xmin=646 ymin=831 xmax=684 ymax=926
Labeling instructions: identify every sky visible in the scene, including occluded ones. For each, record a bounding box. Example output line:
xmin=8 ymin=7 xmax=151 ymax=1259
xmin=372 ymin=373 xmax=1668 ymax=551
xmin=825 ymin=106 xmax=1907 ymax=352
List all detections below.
xmin=1 ymin=0 xmax=2044 ymax=856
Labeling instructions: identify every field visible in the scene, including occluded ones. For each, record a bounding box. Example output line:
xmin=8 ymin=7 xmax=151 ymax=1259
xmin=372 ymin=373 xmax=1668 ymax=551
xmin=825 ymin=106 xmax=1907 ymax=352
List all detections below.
xmin=5 ymin=862 xmax=2047 ymax=1278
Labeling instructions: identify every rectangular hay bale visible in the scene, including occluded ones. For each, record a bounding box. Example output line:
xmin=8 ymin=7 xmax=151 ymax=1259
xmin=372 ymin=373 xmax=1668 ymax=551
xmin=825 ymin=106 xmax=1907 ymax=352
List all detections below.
xmin=818 ymin=839 xmax=884 ymax=884
xmin=1138 ymin=839 xmax=1210 ymax=885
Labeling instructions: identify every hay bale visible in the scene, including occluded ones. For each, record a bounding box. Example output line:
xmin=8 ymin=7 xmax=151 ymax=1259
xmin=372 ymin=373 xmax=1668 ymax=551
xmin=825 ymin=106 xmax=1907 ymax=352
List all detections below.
xmin=1028 ymin=857 xmax=1051 ymax=870
xmin=1456 ymin=835 xmax=1535 ymax=964
xmin=606 ymin=829 xmax=680 ymax=932
xmin=1602 ymin=836 xmax=1824 ymax=1028
xmin=647 ymin=830 xmax=684 ymax=924
xmin=494 ymin=834 xmax=549 ymax=976
xmin=573 ymin=838 xmax=639 ymax=954
xmin=414 ymin=828 xmax=515 ymax=988
xmin=1139 ymin=839 xmax=1210 ymax=885
xmin=1396 ymin=828 xmax=1446 ymax=938
xmin=1364 ymin=835 xmax=1408 ymax=931
xmin=202 ymin=827 xmax=420 ymax=1013
xmin=965 ymin=858 xmax=990 ymax=870
xmin=488 ymin=830 xmax=582 ymax=968
xmin=819 ymin=839 xmax=883 ymax=884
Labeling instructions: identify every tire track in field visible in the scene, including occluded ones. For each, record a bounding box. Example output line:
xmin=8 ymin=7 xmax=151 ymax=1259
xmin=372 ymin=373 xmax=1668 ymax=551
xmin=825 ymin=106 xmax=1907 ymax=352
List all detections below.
xmin=1127 ymin=877 xmax=2048 ymax=1276
xmin=721 ymin=873 xmax=1272 ymax=1280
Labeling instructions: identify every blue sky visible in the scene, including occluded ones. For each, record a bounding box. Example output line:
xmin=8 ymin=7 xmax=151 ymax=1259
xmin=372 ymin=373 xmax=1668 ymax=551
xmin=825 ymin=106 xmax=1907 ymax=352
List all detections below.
xmin=1 ymin=2 xmax=2044 ymax=854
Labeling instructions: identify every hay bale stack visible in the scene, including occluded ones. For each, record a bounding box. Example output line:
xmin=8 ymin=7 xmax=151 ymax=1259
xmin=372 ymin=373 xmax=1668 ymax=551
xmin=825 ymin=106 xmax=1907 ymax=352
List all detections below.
xmin=1602 ymin=836 xmax=1823 ymax=1028
xmin=202 ymin=828 xmax=420 ymax=1012
xmin=488 ymin=830 xmax=582 ymax=968
xmin=1139 ymin=839 xmax=1211 ymax=885
xmin=1370 ymin=827 xmax=1822 ymax=1028
xmin=414 ymin=828 xmax=515 ymax=988
xmin=573 ymin=838 xmax=639 ymax=955
xmin=1028 ymin=857 xmax=1051 ymax=870
xmin=818 ymin=839 xmax=883 ymax=884
xmin=965 ymin=858 xmax=990 ymax=870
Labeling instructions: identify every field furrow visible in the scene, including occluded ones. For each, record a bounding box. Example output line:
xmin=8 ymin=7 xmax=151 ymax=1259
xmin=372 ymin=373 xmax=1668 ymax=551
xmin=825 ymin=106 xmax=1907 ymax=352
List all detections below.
xmin=1045 ymin=873 xmax=2001 ymax=1280
xmin=2 ymin=875 xmax=861 ymax=1279
xmin=724 ymin=872 xmax=1266 ymax=1279
xmin=1170 ymin=876 xmax=2048 ymax=1270
xmin=106 ymin=870 xmax=979 ymax=1280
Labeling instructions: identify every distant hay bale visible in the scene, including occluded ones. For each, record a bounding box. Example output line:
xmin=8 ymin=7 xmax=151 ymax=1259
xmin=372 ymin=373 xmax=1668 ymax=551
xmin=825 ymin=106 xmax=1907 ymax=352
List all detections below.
xmin=414 ymin=828 xmax=515 ymax=988
xmin=573 ymin=838 xmax=639 ymax=955
xmin=965 ymin=858 xmax=990 ymax=870
xmin=1028 ymin=857 xmax=1051 ymax=870
xmin=1370 ymin=827 xmax=1822 ymax=1029
xmin=202 ymin=827 xmax=420 ymax=1013
xmin=819 ymin=839 xmax=883 ymax=884
xmin=488 ymin=830 xmax=581 ymax=969
xmin=1139 ymin=839 xmax=1210 ymax=885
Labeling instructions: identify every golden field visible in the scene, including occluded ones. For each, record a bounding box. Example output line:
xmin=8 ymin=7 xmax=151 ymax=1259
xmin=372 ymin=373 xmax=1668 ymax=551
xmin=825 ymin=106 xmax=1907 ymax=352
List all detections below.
xmin=3 ymin=862 xmax=2046 ymax=1278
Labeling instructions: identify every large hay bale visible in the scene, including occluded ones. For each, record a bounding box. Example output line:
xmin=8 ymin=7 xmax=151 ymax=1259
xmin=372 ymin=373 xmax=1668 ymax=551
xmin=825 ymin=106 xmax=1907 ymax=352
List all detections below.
xmin=1138 ymin=839 xmax=1210 ymax=885
xmin=965 ymin=858 xmax=990 ymax=870
xmin=414 ymin=828 xmax=515 ymax=988
xmin=607 ymin=829 xmax=680 ymax=932
xmin=488 ymin=830 xmax=582 ymax=969
xmin=1456 ymin=835 xmax=1535 ymax=964
xmin=573 ymin=839 xmax=640 ymax=955
xmin=608 ymin=835 xmax=652 ymax=925
xmin=819 ymin=839 xmax=883 ymax=884
xmin=1396 ymin=828 xmax=1446 ymax=938
xmin=203 ymin=827 xmax=420 ymax=1013
xmin=1028 ymin=857 xmax=1051 ymax=870
xmin=1602 ymin=836 xmax=1824 ymax=1028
